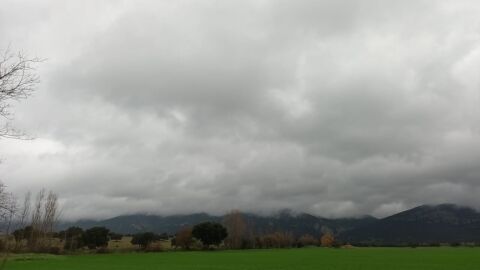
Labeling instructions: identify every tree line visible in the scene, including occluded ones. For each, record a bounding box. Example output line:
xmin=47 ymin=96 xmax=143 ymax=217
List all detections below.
xmin=172 ymin=210 xmax=337 ymax=250
xmin=5 ymin=210 xmax=338 ymax=254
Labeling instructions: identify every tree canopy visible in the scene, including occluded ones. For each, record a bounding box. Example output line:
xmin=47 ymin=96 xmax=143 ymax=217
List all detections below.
xmin=131 ymin=232 xmax=161 ymax=249
xmin=192 ymin=222 xmax=227 ymax=248
xmin=83 ymin=226 xmax=110 ymax=249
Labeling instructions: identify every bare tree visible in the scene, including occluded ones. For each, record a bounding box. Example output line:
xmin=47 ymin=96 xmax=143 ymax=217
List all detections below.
xmin=0 ymin=46 xmax=41 ymax=268
xmin=174 ymin=227 xmax=194 ymax=250
xmin=223 ymin=210 xmax=247 ymax=249
xmin=18 ymin=192 xmax=31 ymax=229
xmin=23 ymin=189 xmax=59 ymax=252
xmin=42 ymin=191 xmax=58 ymax=248
xmin=0 ymin=184 xmax=17 ymax=269
xmin=298 ymin=234 xmax=318 ymax=247
xmin=13 ymin=192 xmax=30 ymax=251
xmin=9 ymin=189 xmax=58 ymax=254
xmin=257 ymin=231 xmax=294 ymax=249
xmin=0 ymin=47 xmax=41 ymax=138
xmin=0 ymin=184 xmax=16 ymax=223
xmin=29 ymin=189 xmax=45 ymax=250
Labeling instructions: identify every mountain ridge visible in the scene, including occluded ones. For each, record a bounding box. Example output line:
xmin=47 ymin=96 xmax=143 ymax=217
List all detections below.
xmin=341 ymin=203 xmax=480 ymax=244
xmin=58 ymin=210 xmax=376 ymax=237
xmin=58 ymin=204 xmax=480 ymax=244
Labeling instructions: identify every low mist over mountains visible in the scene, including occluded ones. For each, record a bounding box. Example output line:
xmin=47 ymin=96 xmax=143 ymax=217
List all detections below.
xmin=59 ymin=204 xmax=480 ymax=245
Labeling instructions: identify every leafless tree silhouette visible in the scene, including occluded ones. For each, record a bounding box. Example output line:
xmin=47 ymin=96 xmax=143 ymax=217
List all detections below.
xmin=0 ymin=46 xmax=42 ymax=269
xmin=0 ymin=47 xmax=42 ymax=139
xmin=0 ymin=184 xmax=17 ymax=269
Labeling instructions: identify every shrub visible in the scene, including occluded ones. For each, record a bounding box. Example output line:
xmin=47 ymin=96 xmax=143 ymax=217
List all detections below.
xmin=96 ymin=247 xmax=110 ymax=254
xmin=131 ymin=232 xmax=161 ymax=250
xmin=48 ymin=246 xmax=62 ymax=255
xmin=109 ymin=233 xmax=123 ymax=241
xmin=298 ymin=234 xmax=318 ymax=247
xmin=320 ymin=233 xmax=335 ymax=247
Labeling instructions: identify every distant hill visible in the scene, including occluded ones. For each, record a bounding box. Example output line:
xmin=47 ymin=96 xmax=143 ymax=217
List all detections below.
xmin=59 ymin=204 xmax=480 ymax=244
xmin=58 ymin=210 xmax=376 ymax=237
xmin=58 ymin=213 xmax=221 ymax=235
xmin=340 ymin=204 xmax=480 ymax=245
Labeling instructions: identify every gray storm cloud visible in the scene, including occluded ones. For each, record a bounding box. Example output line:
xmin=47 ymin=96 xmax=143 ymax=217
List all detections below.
xmin=1 ymin=0 xmax=480 ymax=220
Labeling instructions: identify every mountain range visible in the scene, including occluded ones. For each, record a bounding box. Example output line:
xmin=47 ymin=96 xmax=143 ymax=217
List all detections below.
xmin=59 ymin=204 xmax=480 ymax=245
xmin=341 ymin=204 xmax=480 ymax=245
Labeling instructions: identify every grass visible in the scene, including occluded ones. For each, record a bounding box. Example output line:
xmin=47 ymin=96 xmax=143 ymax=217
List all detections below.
xmin=108 ymin=237 xmax=171 ymax=251
xmin=5 ymin=247 xmax=480 ymax=270
xmin=108 ymin=237 xmax=136 ymax=250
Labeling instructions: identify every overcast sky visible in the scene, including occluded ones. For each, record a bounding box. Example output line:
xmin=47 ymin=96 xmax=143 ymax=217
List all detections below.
xmin=1 ymin=0 xmax=480 ymax=220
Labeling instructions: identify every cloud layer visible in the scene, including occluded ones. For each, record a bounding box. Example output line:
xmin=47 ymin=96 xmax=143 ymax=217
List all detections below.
xmin=1 ymin=0 xmax=480 ymax=220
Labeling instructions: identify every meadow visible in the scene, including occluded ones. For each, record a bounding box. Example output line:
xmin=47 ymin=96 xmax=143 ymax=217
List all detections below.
xmin=6 ymin=247 xmax=480 ymax=270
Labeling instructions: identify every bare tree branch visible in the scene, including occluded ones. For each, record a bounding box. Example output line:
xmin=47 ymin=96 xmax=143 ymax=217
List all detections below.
xmin=0 ymin=48 xmax=42 ymax=139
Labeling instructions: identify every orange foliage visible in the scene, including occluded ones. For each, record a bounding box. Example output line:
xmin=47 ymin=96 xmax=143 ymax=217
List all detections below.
xmin=320 ymin=232 xmax=335 ymax=247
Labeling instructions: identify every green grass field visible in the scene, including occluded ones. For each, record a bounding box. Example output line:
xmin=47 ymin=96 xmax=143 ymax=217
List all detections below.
xmin=5 ymin=247 xmax=480 ymax=270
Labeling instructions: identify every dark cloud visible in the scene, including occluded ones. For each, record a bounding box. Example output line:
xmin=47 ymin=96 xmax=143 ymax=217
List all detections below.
xmin=2 ymin=0 xmax=480 ymax=220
